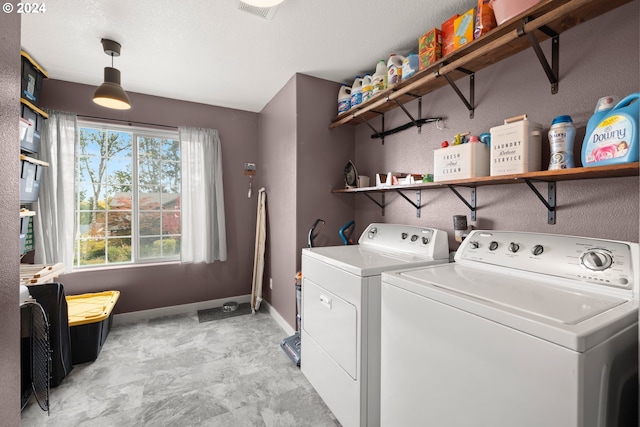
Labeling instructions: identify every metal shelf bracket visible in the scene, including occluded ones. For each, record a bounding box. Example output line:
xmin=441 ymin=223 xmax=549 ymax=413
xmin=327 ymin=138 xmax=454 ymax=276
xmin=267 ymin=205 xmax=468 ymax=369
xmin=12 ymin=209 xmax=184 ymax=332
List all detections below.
xmin=447 ymin=185 xmax=477 ymax=221
xmin=524 ymin=179 xmax=556 ymax=224
xmin=394 ymin=189 xmax=422 ymax=218
xmin=363 ymin=192 xmax=386 ymax=216
xmin=519 ymin=23 xmax=559 ymax=94
xmin=437 ymin=65 xmax=475 ymax=119
xmin=357 ymin=111 xmax=385 ymax=144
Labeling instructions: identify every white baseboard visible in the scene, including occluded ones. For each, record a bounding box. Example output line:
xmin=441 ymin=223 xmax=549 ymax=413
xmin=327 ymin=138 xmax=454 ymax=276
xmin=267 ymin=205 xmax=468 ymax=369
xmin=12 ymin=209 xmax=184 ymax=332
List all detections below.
xmin=112 ymin=295 xmax=296 ymax=336
xmin=261 ymin=300 xmax=295 ymax=336
xmin=112 ymin=294 xmax=251 ymax=325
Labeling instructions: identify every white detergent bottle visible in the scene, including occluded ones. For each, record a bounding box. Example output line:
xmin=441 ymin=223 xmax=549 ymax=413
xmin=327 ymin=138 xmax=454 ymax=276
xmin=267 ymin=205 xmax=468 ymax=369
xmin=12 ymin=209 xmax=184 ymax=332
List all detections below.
xmin=361 ymin=75 xmax=373 ymax=103
xmin=350 ymin=76 xmax=363 ymax=109
xmin=337 ymin=85 xmax=351 ymax=114
xmin=387 ymin=54 xmax=405 ymax=88
xmin=372 ymin=60 xmax=388 ymax=95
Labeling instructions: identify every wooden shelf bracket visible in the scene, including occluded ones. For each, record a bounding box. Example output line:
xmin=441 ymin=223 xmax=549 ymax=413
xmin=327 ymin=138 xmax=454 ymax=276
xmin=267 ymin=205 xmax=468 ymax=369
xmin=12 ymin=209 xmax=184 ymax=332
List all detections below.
xmin=447 ymin=185 xmax=477 ymax=221
xmin=519 ymin=23 xmax=560 ymax=94
xmin=523 ymin=179 xmax=556 ymax=224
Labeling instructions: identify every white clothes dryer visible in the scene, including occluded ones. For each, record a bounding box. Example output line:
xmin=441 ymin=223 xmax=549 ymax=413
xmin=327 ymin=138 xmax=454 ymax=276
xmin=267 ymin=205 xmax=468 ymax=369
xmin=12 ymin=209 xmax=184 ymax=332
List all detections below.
xmin=380 ymin=230 xmax=639 ymax=427
xmin=301 ymin=223 xmax=450 ymax=427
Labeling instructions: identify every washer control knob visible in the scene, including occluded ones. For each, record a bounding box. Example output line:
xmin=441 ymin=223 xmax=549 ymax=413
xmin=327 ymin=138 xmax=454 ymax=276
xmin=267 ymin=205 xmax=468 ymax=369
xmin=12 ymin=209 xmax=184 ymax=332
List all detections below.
xmin=531 ymin=245 xmax=544 ymax=256
xmin=401 ymin=232 xmax=408 ymax=240
xmin=410 ymin=234 xmax=418 ymax=242
xmin=469 ymin=241 xmax=479 ymax=249
xmin=422 ymin=236 xmax=430 ymax=245
xmin=509 ymin=242 xmax=520 ymax=253
xmin=489 ymin=241 xmax=499 ymax=251
xmin=581 ymin=250 xmax=613 ymax=271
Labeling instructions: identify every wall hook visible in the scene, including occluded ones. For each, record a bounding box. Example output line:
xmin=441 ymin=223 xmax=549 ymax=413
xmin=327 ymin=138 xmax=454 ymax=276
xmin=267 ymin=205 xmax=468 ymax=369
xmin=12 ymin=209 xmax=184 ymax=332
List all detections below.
xmin=244 ymin=162 xmax=256 ymax=198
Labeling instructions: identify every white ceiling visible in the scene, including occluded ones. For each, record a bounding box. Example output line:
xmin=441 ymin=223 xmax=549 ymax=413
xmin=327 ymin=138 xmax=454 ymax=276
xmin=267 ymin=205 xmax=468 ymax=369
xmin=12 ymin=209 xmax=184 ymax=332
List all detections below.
xmin=21 ymin=0 xmax=473 ymax=113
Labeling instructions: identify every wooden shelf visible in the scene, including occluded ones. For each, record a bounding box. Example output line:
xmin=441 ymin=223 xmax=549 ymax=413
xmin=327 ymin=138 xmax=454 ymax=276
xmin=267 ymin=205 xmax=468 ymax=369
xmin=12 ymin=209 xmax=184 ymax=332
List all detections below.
xmin=333 ymin=163 xmax=639 ymax=194
xmin=329 ymin=0 xmax=633 ymax=129
xmin=333 ymin=163 xmax=638 ymax=224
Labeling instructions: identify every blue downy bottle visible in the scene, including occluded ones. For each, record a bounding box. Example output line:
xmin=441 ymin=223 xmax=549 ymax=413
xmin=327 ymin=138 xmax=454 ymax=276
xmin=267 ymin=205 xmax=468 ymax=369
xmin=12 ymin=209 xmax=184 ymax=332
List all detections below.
xmin=582 ymin=93 xmax=639 ymax=167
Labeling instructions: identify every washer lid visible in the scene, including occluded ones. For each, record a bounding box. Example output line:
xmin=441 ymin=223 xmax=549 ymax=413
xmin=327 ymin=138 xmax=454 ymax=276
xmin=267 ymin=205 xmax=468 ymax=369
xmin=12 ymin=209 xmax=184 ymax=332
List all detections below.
xmin=303 ymin=245 xmax=445 ymax=277
xmin=401 ymin=265 xmax=625 ymax=324
xmin=384 ymin=264 xmax=635 ymax=351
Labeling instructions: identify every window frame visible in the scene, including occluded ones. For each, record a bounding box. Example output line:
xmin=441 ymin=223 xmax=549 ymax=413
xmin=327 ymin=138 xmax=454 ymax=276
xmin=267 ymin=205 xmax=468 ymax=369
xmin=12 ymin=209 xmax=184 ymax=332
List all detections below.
xmin=74 ymin=120 xmax=181 ymax=270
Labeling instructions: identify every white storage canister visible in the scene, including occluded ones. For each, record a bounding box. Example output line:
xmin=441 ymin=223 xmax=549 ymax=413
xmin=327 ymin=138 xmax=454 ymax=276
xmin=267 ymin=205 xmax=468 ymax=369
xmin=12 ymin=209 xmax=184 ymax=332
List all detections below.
xmin=489 ymin=114 xmax=542 ymax=176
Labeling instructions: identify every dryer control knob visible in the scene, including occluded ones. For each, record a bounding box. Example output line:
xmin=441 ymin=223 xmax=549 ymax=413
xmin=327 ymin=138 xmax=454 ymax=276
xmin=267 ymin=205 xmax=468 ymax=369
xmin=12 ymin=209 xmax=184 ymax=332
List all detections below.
xmin=401 ymin=232 xmax=408 ymax=240
xmin=531 ymin=245 xmax=544 ymax=256
xmin=489 ymin=241 xmax=499 ymax=251
xmin=422 ymin=236 xmax=430 ymax=245
xmin=581 ymin=250 xmax=613 ymax=271
xmin=469 ymin=241 xmax=479 ymax=249
xmin=368 ymin=227 xmax=378 ymax=239
xmin=509 ymin=242 xmax=520 ymax=253
xmin=410 ymin=234 xmax=418 ymax=242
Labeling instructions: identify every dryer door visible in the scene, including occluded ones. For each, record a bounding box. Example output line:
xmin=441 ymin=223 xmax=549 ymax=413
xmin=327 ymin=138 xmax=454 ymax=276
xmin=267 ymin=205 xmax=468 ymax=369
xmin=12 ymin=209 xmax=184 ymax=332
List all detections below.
xmin=303 ymin=278 xmax=358 ymax=378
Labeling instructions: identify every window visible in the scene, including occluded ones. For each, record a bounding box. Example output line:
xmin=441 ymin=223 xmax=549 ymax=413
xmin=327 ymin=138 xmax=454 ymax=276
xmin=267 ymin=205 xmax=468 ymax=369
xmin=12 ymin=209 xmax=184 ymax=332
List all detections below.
xmin=75 ymin=123 xmax=181 ymax=267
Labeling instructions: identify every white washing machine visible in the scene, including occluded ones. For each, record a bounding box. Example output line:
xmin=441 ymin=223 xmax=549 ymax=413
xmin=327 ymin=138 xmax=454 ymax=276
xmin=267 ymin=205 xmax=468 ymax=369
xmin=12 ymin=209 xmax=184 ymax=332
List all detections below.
xmin=301 ymin=223 xmax=450 ymax=427
xmin=380 ymin=230 xmax=639 ymax=427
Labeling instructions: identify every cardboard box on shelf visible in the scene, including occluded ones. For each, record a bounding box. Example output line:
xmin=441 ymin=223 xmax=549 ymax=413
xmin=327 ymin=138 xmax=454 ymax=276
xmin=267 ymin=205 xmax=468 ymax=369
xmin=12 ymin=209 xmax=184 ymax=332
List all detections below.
xmin=418 ymin=28 xmax=442 ymax=70
xmin=441 ymin=14 xmax=459 ymax=57
xmin=454 ymin=8 xmax=476 ymax=50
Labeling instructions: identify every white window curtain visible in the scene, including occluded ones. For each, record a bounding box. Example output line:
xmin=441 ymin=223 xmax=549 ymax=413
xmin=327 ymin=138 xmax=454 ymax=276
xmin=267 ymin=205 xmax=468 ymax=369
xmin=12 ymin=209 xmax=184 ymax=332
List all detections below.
xmin=34 ymin=110 xmax=77 ymax=272
xmin=179 ymin=127 xmax=227 ymax=263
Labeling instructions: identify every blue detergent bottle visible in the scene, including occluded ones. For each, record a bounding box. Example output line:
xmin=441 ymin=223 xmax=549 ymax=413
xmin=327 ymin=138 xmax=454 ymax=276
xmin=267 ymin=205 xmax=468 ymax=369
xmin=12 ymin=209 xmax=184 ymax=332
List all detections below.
xmin=582 ymin=93 xmax=639 ymax=167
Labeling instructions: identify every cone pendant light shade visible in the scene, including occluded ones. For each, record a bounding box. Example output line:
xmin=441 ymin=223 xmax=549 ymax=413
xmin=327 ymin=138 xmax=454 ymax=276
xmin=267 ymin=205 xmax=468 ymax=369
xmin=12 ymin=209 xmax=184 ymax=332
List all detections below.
xmin=93 ymin=39 xmax=131 ymax=110
xmin=93 ymin=67 xmax=131 ymax=109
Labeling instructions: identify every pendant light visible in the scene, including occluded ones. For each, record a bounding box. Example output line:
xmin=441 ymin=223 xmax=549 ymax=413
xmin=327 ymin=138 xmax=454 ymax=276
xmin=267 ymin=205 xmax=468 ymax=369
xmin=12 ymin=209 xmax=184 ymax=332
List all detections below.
xmin=242 ymin=0 xmax=284 ymax=7
xmin=93 ymin=39 xmax=131 ymax=110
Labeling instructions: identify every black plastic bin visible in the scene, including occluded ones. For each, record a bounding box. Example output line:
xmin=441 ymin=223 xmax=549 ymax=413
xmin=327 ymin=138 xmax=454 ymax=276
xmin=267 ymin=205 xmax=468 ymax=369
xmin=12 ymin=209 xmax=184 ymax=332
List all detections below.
xmin=66 ymin=291 xmax=120 ymax=364
xmin=21 ymin=51 xmax=48 ymax=106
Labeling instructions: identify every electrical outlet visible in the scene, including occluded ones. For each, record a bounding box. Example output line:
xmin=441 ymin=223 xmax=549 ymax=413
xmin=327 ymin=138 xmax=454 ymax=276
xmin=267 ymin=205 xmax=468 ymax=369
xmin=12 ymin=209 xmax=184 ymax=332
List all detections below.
xmin=269 ymin=278 xmax=273 ymax=289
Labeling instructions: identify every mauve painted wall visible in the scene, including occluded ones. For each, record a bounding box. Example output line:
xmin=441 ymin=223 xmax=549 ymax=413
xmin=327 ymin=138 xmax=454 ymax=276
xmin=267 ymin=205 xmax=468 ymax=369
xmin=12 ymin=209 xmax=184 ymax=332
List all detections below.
xmin=258 ymin=74 xmax=297 ymax=320
xmin=351 ymin=3 xmax=639 ymax=248
xmin=0 ymin=11 xmax=22 ymax=426
xmin=38 ymin=80 xmax=260 ymax=313
xmin=259 ymin=74 xmax=354 ymax=328
xmin=295 ymin=74 xmax=355 ymax=254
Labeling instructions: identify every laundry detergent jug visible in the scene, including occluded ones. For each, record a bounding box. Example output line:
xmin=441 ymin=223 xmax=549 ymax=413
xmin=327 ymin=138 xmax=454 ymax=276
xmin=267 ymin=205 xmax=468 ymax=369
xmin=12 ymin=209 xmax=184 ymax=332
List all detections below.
xmin=582 ymin=93 xmax=639 ymax=167
xmin=372 ymin=60 xmax=388 ymax=95
xmin=337 ymin=85 xmax=352 ymax=114
xmin=350 ymin=76 xmax=363 ymax=109
xmin=361 ymin=75 xmax=373 ymax=103
xmin=387 ymin=54 xmax=405 ymax=88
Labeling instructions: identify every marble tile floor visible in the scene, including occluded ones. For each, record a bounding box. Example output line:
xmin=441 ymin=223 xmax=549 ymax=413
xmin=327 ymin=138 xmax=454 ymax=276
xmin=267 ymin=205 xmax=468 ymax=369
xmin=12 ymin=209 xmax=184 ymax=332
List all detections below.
xmin=21 ymin=310 xmax=341 ymax=427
